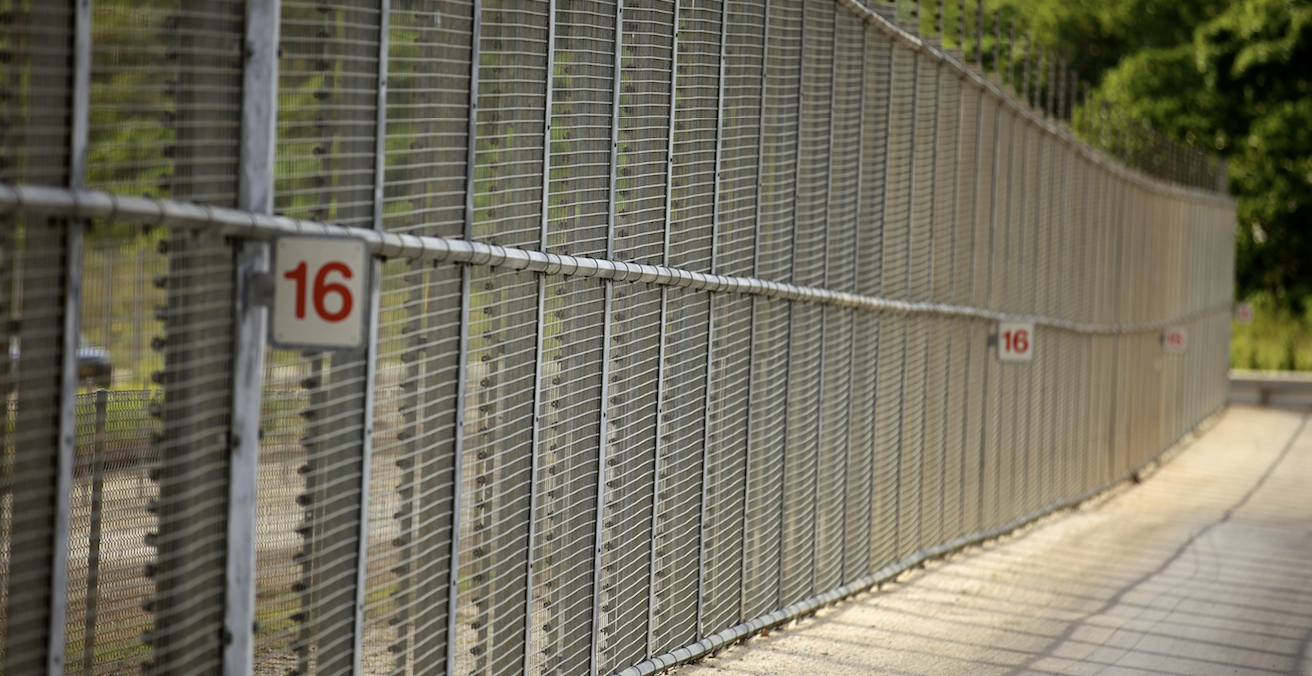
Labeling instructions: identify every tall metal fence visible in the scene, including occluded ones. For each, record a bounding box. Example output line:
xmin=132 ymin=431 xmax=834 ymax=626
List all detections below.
xmin=0 ymin=1 xmax=1235 ymax=676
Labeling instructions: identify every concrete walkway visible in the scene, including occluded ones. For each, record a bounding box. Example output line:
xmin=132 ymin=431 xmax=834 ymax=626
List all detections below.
xmin=679 ymin=405 xmax=1312 ymax=676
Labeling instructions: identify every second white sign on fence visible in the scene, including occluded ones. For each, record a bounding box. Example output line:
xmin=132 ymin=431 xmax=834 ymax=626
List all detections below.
xmin=997 ymin=321 xmax=1035 ymax=362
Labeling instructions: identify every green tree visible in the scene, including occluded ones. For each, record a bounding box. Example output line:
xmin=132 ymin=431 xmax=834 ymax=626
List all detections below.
xmin=1097 ymin=0 xmax=1312 ymax=306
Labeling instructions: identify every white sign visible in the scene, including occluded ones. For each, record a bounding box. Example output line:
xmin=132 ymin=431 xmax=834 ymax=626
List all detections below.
xmin=1162 ymin=327 xmax=1187 ymax=354
xmin=997 ymin=321 xmax=1034 ymax=362
xmin=1234 ymin=302 xmax=1254 ymax=325
xmin=271 ymin=236 xmax=371 ymax=350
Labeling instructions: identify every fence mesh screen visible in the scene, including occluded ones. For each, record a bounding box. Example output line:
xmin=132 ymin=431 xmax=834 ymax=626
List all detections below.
xmin=1 ymin=2 xmax=1237 ymax=676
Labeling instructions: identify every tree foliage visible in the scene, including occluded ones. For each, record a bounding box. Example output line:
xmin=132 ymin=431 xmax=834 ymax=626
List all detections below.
xmin=994 ymin=0 xmax=1311 ymax=307
xmin=1095 ymin=0 xmax=1312 ymax=306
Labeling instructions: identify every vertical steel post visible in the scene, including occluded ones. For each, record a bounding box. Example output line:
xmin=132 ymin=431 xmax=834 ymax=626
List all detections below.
xmin=346 ymin=8 xmax=390 ymax=673
xmin=695 ymin=0 xmax=730 ymax=639
xmin=647 ymin=0 xmax=682 ymax=655
xmin=53 ymin=227 xmax=82 ymax=676
xmin=371 ymin=0 xmax=392 ymax=232
xmin=975 ymin=94 xmax=1002 ymax=529
xmin=522 ymin=2 xmax=557 ymax=672
xmin=6 ymin=2 xmax=90 ymax=672
xmin=933 ymin=59 xmax=961 ymax=544
xmin=807 ymin=0 xmax=841 ymax=596
xmin=957 ymin=0 xmax=965 ymax=56
xmin=349 ymin=263 xmax=383 ymax=676
xmin=589 ymin=1 xmax=623 ymax=671
xmin=960 ymin=76 xmax=984 ymax=533
xmin=838 ymin=25 xmax=869 ymax=583
xmin=446 ymin=0 xmax=482 ymax=671
xmin=51 ymin=0 xmax=91 ymax=672
xmin=775 ymin=0 xmax=807 ymax=599
xmin=736 ymin=0 xmax=770 ymax=623
xmin=975 ymin=0 xmax=983 ymax=70
xmin=81 ymin=390 xmax=108 ymax=676
xmin=224 ymin=2 xmax=279 ymax=675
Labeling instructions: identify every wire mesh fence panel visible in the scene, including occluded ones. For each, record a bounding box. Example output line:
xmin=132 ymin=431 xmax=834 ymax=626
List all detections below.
xmin=696 ymin=0 xmax=766 ymax=637
xmin=267 ymin=3 xmax=386 ymax=674
xmin=64 ymin=231 xmax=167 ymax=676
xmin=870 ymin=25 xmax=914 ymax=573
xmin=363 ymin=1 xmax=474 ymax=672
xmin=613 ymin=0 xmax=676 ymax=267
xmin=713 ymin=0 xmax=766 ymax=280
xmin=453 ymin=267 xmax=538 ymax=676
xmin=277 ymin=0 xmax=382 ymax=226
xmin=153 ymin=233 xmax=238 ymax=676
xmin=596 ymin=283 xmax=662 ymax=674
xmin=814 ymin=305 xmax=853 ymax=590
xmin=3 ymin=220 xmax=78 ymax=676
xmin=1023 ymin=126 xmax=1046 ymax=515
xmin=751 ymin=0 xmax=803 ymax=284
xmin=449 ymin=3 xmax=551 ymax=671
xmin=738 ymin=297 xmax=788 ymax=622
xmin=844 ymin=24 xmax=889 ymax=583
xmin=811 ymin=10 xmax=862 ymax=594
xmin=0 ymin=3 xmax=1242 ymax=676
xmin=525 ymin=275 xmax=605 ymax=676
xmin=649 ymin=288 xmax=710 ymax=654
xmin=1 ymin=5 xmax=82 ymax=671
xmin=645 ymin=0 xmax=721 ymax=650
xmin=737 ymin=0 xmax=805 ymax=622
xmin=83 ymin=3 xmax=251 ymax=674
xmin=779 ymin=296 xmax=822 ymax=606
xmin=698 ymin=290 xmax=752 ymax=636
xmin=921 ymin=62 xmax=960 ymax=551
xmin=382 ymin=0 xmax=475 ymax=236
xmin=359 ymin=259 xmax=463 ymax=676
xmin=895 ymin=51 xmax=938 ymax=560
xmin=941 ymin=75 xmax=977 ymax=546
xmin=778 ymin=0 xmax=835 ymax=608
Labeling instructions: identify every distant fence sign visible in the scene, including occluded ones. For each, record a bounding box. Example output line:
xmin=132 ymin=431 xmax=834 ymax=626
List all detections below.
xmin=1163 ymin=327 xmax=1188 ymax=354
xmin=1235 ymin=302 xmax=1254 ymax=325
xmin=997 ymin=321 xmax=1035 ymax=362
xmin=271 ymin=236 xmax=371 ymax=351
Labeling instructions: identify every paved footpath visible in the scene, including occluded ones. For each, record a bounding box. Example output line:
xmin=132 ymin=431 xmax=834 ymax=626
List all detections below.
xmin=680 ymin=405 xmax=1312 ymax=676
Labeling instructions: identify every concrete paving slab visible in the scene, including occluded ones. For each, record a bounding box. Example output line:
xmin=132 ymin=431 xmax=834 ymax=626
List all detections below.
xmin=678 ymin=405 xmax=1312 ymax=676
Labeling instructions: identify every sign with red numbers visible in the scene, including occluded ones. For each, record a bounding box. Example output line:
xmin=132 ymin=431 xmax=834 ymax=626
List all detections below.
xmin=1234 ymin=302 xmax=1254 ymax=325
xmin=997 ymin=321 xmax=1034 ymax=363
xmin=1162 ymin=327 xmax=1187 ymax=354
xmin=271 ymin=236 xmax=371 ymax=350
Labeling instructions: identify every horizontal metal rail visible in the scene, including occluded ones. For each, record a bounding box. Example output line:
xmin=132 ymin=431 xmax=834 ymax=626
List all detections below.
xmin=0 ymin=182 xmax=1229 ymax=336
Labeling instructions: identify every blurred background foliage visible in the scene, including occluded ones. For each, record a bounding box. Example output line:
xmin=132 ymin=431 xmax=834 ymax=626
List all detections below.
xmin=931 ymin=0 xmax=1310 ymax=368
xmin=1230 ymin=293 xmax=1312 ymax=369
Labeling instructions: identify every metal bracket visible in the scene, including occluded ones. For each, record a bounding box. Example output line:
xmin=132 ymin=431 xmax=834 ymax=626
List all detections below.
xmin=245 ymin=271 xmax=274 ymax=308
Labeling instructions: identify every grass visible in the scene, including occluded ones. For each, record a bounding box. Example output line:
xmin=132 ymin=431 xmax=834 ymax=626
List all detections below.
xmin=1230 ymin=295 xmax=1312 ymax=371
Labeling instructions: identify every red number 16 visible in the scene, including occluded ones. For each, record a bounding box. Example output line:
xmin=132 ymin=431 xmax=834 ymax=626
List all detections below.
xmin=1003 ymin=329 xmax=1030 ymax=354
xmin=283 ymin=261 xmax=354 ymax=322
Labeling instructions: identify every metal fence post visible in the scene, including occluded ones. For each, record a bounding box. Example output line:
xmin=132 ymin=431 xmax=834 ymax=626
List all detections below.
xmin=522 ymin=2 xmax=558 ymax=671
xmin=0 ymin=2 xmax=85 ymax=674
xmin=775 ymin=0 xmax=808 ymax=606
xmin=695 ymin=0 xmax=731 ymax=640
xmin=647 ymin=0 xmax=683 ymax=655
xmin=838 ymin=19 xmax=869 ymax=587
xmin=445 ymin=0 xmax=482 ymax=670
xmin=223 ymin=2 xmax=279 ymax=675
xmin=589 ymin=1 xmax=625 ymax=670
